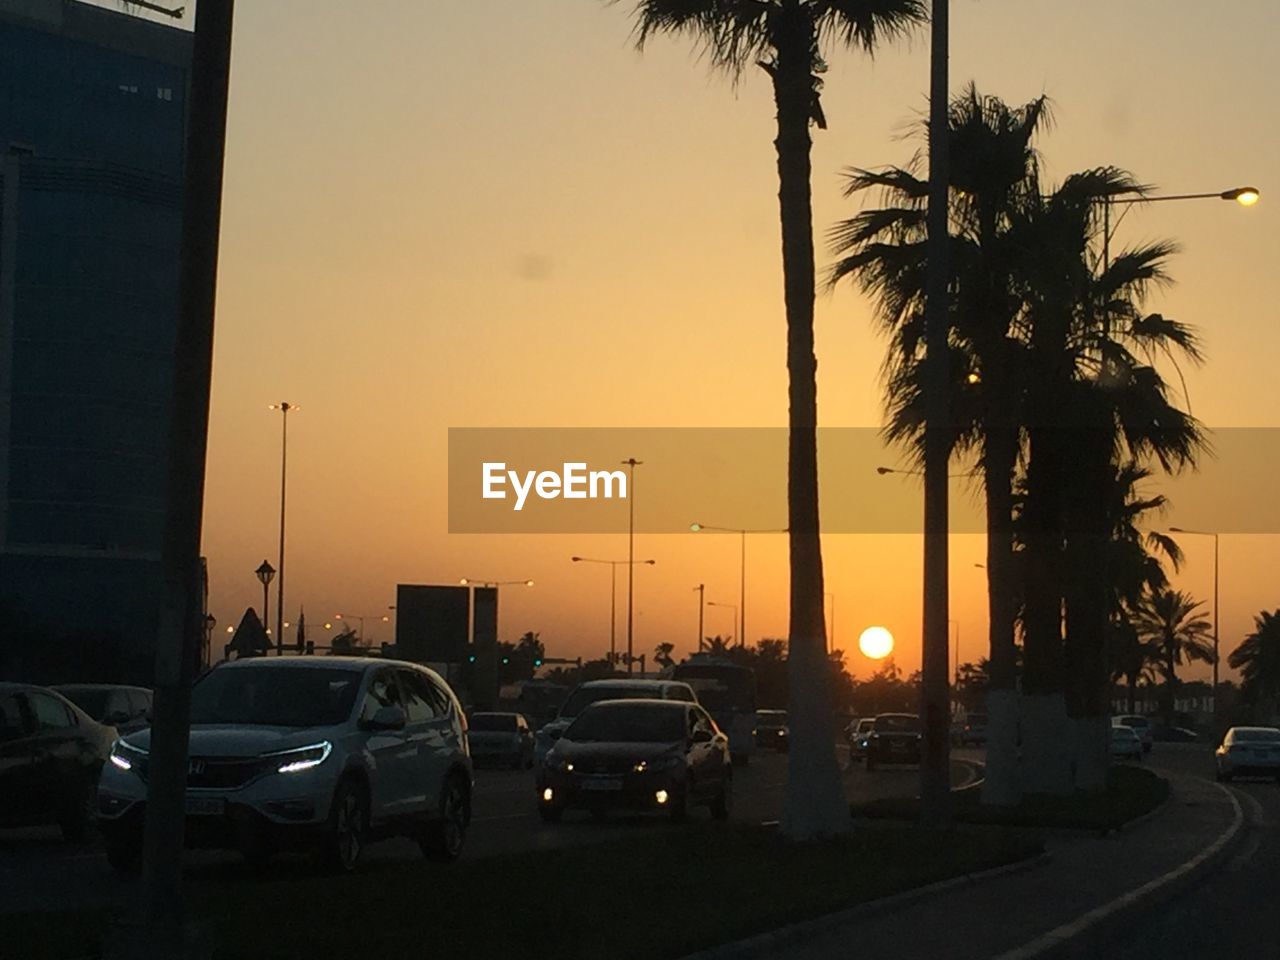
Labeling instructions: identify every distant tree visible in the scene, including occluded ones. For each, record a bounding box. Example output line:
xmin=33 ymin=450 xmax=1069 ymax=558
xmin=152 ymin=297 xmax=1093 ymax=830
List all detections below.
xmin=1228 ymin=610 xmax=1280 ymax=719
xmin=654 ymin=642 xmax=676 ymax=669
xmin=329 ymin=627 xmax=364 ymax=656
xmin=1109 ymin=619 xmax=1159 ymax=715
xmin=1133 ymin=589 xmax=1215 ymax=729
xmin=704 ymin=635 xmax=733 ymax=657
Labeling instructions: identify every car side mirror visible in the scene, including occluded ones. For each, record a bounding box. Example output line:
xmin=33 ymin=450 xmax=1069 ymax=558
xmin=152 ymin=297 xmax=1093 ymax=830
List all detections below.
xmin=364 ymin=705 xmax=406 ymax=731
xmin=691 ymin=728 xmax=713 ymax=744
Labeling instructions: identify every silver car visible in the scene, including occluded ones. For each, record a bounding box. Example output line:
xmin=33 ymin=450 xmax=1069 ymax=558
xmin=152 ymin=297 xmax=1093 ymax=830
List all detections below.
xmin=1215 ymin=726 xmax=1280 ymax=782
xmin=97 ymin=657 xmax=473 ymax=874
xmin=534 ymin=679 xmax=697 ymax=767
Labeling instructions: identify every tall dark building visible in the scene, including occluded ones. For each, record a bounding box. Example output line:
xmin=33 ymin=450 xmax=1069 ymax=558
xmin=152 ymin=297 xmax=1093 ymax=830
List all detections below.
xmin=0 ymin=0 xmax=192 ymax=683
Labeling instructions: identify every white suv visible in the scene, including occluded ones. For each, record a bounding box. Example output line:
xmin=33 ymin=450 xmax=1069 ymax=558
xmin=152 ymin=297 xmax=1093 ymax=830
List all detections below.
xmin=97 ymin=657 xmax=472 ymax=873
xmin=533 ymin=678 xmax=697 ymax=767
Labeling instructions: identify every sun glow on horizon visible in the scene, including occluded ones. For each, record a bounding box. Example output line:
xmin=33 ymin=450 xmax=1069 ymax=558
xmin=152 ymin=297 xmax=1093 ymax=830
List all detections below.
xmin=858 ymin=626 xmax=895 ymax=660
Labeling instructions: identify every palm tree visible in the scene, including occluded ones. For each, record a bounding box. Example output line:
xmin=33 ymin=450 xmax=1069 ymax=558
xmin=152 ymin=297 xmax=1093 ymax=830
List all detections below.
xmin=1012 ymin=168 xmax=1203 ymax=792
xmin=619 ymin=0 xmax=926 ymax=839
xmin=654 ymin=641 xmax=676 ymax=668
xmin=1228 ymin=611 xmax=1280 ymax=719
xmin=829 ymin=86 xmax=1049 ymax=807
xmin=1132 ymin=588 xmax=1215 ymax=728
xmin=1108 ymin=620 xmax=1159 ymax=714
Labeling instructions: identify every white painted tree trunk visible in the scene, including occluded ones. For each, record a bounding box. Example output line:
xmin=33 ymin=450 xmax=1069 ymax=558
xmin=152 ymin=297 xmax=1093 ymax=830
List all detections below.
xmin=981 ymin=687 xmax=1021 ymax=806
xmin=1070 ymin=714 xmax=1109 ymax=792
xmin=782 ymin=634 xmax=851 ymax=839
xmin=1020 ymin=693 xmax=1073 ymax=795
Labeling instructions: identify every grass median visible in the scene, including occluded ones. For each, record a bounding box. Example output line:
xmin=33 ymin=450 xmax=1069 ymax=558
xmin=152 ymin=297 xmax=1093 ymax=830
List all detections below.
xmin=852 ymin=765 xmax=1170 ymax=832
xmin=6 ymin=821 xmax=1042 ymax=960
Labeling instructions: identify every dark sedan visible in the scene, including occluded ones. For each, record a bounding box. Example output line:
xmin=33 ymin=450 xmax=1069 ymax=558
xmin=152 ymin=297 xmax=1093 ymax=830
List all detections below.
xmin=53 ymin=684 xmax=153 ymax=735
xmin=0 ymin=683 xmax=117 ymax=840
xmin=755 ymin=710 xmax=789 ymax=752
xmin=537 ymin=699 xmax=731 ymax=822
xmin=865 ymin=712 xmax=922 ymax=770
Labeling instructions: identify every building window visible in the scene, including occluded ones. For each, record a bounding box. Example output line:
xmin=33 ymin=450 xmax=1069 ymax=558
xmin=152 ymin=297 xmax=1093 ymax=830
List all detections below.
xmin=157 ymin=87 xmax=173 ymax=101
xmin=118 ymin=84 xmax=139 ymax=94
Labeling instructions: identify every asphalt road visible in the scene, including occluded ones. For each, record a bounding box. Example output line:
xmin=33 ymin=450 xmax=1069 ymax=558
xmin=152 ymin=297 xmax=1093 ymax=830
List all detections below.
xmin=1094 ymin=742 xmax=1280 ymax=960
xmin=0 ymin=743 xmax=978 ymax=915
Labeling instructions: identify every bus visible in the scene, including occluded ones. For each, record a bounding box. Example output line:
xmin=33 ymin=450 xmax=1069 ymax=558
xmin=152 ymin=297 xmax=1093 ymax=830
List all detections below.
xmin=670 ymin=656 xmax=757 ymax=765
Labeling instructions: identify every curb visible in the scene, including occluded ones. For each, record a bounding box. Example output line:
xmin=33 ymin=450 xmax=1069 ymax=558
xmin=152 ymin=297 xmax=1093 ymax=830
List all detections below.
xmin=677 ymin=850 xmax=1051 ymax=960
xmin=988 ymin=780 xmax=1245 ymax=960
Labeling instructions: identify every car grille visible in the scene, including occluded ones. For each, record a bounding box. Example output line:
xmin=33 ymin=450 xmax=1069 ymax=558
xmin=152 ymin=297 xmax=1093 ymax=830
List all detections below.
xmin=186 ymin=757 xmax=265 ymax=790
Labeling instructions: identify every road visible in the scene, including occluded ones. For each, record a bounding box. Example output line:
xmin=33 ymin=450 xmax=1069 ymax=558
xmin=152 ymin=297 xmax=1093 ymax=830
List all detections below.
xmin=1095 ymin=742 xmax=1280 ymax=960
xmin=0 ymin=744 xmax=978 ymax=915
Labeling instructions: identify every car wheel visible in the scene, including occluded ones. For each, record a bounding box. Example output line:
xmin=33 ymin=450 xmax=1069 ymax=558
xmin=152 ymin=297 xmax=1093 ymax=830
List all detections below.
xmin=710 ymin=774 xmax=732 ymax=821
xmin=422 ymin=773 xmax=469 ymax=862
xmin=321 ymin=779 xmax=368 ymax=873
xmin=538 ymin=802 xmax=563 ymax=823
xmin=668 ymin=782 xmax=689 ymax=822
xmin=59 ymin=779 xmax=97 ymax=843
xmin=104 ymin=831 xmax=143 ymax=877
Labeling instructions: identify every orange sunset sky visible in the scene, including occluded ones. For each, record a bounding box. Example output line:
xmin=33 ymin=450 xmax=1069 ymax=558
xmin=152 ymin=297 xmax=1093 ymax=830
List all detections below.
xmin=140 ymin=1 xmax=1277 ymax=681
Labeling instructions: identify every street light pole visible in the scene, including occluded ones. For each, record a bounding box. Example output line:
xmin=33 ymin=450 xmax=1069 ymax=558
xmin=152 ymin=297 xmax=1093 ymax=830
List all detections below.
xmin=695 ymin=584 xmax=705 ymax=652
xmin=254 ymin=560 xmax=274 ymax=646
xmin=571 ymin=557 xmax=654 ymax=667
xmin=690 ymin=522 xmax=787 ymax=651
xmin=269 ymin=402 xmax=294 ymax=656
xmin=622 ymin=459 xmax=642 ymax=675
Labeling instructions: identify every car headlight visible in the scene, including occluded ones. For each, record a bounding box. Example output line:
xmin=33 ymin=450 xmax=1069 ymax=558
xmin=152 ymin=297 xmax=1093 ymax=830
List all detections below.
xmin=268 ymin=741 xmax=332 ymax=774
xmin=110 ymin=738 xmax=148 ymax=772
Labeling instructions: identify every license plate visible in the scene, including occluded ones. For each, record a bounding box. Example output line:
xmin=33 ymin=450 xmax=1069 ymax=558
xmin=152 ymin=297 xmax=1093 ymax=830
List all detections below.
xmin=890 ymin=742 xmax=907 ymax=753
xmin=580 ymin=779 xmax=622 ymax=791
xmin=185 ymin=796 xmax=226 ymax=816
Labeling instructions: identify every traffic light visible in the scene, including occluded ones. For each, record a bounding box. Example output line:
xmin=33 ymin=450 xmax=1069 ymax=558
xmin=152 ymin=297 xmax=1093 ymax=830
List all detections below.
xmin=534 ymin=658 xmax=543 ymax=668
xmin=468 ymin=654 xmax=476 ymax=663
xmin=502 ymin=657 xmax=510 ymax=665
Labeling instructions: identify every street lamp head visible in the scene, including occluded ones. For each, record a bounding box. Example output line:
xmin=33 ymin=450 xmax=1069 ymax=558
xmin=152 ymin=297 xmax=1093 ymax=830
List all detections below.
xmin=255 ymin=560 xmax=275 ymax=586
xmin=690 ymin=523 xmax=703 ymax=532
xmin=875 ymin=466 xmax=894 ymax=475
xmin=459 ymin=578 xmax=470 ymax=585
xmin=1221 ymin=186 xmax=1260 ymax=206
xmin=524 ymin=579 xmax=535 ymax=587
xmin=644 ymin=560 xmax=656 ymax=565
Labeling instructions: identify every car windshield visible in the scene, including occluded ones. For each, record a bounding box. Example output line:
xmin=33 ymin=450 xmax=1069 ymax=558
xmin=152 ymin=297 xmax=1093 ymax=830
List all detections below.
xmin=59 ymin=688 xmax=110 ymax=719
xmin=1117 ymin=716 xmax=1150 ymax=728
xmin=1113 ymin=728 xmax=1138 ymax=739
xmin=876 ymin=715 xmax=920 ymax=733
xmin=559 ymin=686 xmax=656 ymax=719
xmin=857 ymin=720 xmax=875 ymax=732
xmin=471 ymin=714 xmax=517 ymax=732
xmin=757 ymin=711 xmax=786 ymax=724
xmin=1232 ymin=729 xmax=1280 ymax=743
xmin=190 ymin=667 xmax=361 ymax=727
xmin=563 ymin=704 xmax=685 ymax=743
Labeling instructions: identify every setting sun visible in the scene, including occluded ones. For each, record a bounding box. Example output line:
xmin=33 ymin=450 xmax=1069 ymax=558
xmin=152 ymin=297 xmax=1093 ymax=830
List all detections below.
xmin=858 ymin=626 xmax=895 ymax=660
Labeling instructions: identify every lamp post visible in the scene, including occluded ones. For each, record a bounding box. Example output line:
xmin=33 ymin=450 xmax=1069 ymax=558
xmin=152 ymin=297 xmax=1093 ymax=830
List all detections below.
xmin=707 ymin=601 xmax=738 ymax=646
xmin=695 ymin=583 xmax=705 ymax=652
xmin=622 ymin=458 xmax=642 ymax=674
xmin=571 ymin=557 xmax=654 ymax=667
xmin=254 ymin=560 xmax=274 ymax=646
xmin=268 ymin=402 xmax=295 ymax=657
xmin=1100 ymin=186 xmax=1260 ymax=275
xmin=1169 ymin=527 xmax=1220 ymax=718
xmin=690 ymin=522 xmax=787 ymax=649
xmin=948 ymin=619 xmax=959 ymax=685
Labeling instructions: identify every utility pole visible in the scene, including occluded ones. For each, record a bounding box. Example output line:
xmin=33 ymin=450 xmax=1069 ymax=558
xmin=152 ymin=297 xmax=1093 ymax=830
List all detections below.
xmin=695 ymin=583 xmax=705 ymax=652
xmin=112 ymin=2 xmax=236 ymax=956
xmin=622 ymin=458 xmax=642 ymax=674
xmin=269 ymin=402 xmax=295 ymax=655
xmin=920 ymin=0 xmax=952 ymax=826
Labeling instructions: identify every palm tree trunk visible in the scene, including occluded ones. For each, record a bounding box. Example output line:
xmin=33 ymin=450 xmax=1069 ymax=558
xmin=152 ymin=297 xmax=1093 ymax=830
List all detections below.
xmin=1020 ymin=424 xmax=1073 ymax=794
xmin=772 ymin=20 xmax=847 ymax=840
xmin=1063 ymin=428 xmax=1111 ymax=792
xmin=981 ymin=426 xmax=1021 ymax=806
